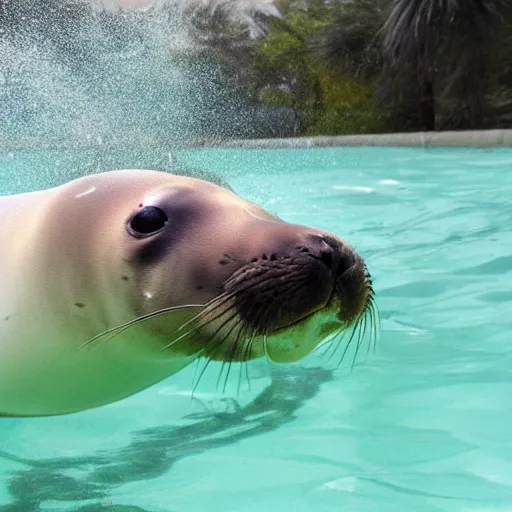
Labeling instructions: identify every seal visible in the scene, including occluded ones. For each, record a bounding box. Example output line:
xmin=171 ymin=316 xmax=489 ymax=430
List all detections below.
xmin=0 ymin=169 xmax=377 ymax=417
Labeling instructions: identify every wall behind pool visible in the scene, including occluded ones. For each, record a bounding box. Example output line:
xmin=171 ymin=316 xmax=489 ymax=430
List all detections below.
xmin=2 ymin=129 xmax=512 ymax=153
xmin=174 ymin=129 xmax=512 ymax=150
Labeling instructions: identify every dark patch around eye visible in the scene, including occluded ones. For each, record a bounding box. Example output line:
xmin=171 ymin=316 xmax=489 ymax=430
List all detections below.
xmin=75 ymin=302 xmax=85 ymax=308
xmin=130 ymin=205 xmax=201 ymax=267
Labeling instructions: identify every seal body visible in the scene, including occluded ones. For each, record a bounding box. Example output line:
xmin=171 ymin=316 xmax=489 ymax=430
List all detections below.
xmin=0 ymin=170 xmax=376 ymax=417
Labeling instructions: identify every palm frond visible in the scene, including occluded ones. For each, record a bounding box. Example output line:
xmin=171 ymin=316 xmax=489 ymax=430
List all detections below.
xmin=382 ymin=0 xmax=510 ymax=66
xmin=308 ymin=0 xmax=387 ymax=78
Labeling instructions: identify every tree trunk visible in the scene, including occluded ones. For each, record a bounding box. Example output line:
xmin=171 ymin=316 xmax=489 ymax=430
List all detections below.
xmin=419 ymin=79 xmax=435 ymax=131
xmin=466 ymin=49 xmax=485 ymax=129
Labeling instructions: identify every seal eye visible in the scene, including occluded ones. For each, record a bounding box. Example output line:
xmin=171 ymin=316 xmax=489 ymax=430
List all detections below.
xmin=128 ymin=206 xmax=168 ymax=237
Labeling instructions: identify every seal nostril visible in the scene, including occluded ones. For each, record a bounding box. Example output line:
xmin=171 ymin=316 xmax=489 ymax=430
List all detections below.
xmin=305 ymin=234 xmax=337 ymax=271
xmin=306 ymin=233 xmax=356 ymax=277
xmin=320 ymin=251 xmax=333 ymax=270
xmin=319 ymin=235 xmax=342 ymax=253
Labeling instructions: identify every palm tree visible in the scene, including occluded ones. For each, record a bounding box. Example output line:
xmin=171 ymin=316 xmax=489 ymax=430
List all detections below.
xmin=308 ymin=0 xmax=387 ymax=81
xmin=380 ymin=0 xmax=511 ymax=130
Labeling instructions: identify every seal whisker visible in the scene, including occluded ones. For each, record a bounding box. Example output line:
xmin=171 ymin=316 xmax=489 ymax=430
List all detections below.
xmin=232 ymin=300 xmax=267 ymax=397
xmin=368 ymin=301 xmax=378 ymax=356
xmin=355 ymin=312 xmax=369 ymax=367
xmin=338 ymin=288 xmax=380 ymax=369
xmin=176 ymin=288 xmax=248 ymax=335
xmin=318 ymin=312 xmax=350 ymax=364
xmin=321 ymin=327 xmax=348 ymax=364
xmin=237 ymin=339 xmax=247 ymax=397
xmin=190 ymin=355 xmax=206 ymax=402
xmin=177 ymin=293 xmax=234 ymax=333
xmin=169 ymin=301 xmax=236 ymax=349
xmin=263 ymin=333 xmax=269 ymax=362
xmin=158 ymin=302 xmax=237 ymax=354
xmin=77 ymin=304 xmax=205 ymax=350
xmin=162 ymin=292 xmax=251 ymax=352
xmin=177 ymin=274 xmax=285 ymax=332
xmin=351 ymin=312 xmax=369 ymax=371
xmin=258 ymin=309 xmax=274 ymax=373
xmin=184 ymin=276 xmax=311 ymax=354
xmin=215 ymin=319 xmax=248 ymax=394
xmin=236 ymin=302 xmax=276 ymax=395
xmin=238 ymin=330 xmax=256 ymax=396
xmin=362 ymin=295 xmax=378 ymax=358
xmin=159 ymin=324 xmax=206 ymax=352
xmin=196 ymin=301 xmax=243 ymax=338
xmin=190 ymin=317 xmax=243 ymax=398
xmin=190 ymin=355 xmax=214 ymax=399
xmin=197 ymin=303 xmax=250 ymax=391
xmin=166 ymin=303 xmax=241 ymax=355
xmin=160 ymin=300 xmax=240 ymax=353
xmin=222 ymin=324 xmax=244 ymax=393
xmin=336 ymin=321 xmax=360 ymax=368
xmin=222 ymin=321 xmax=251 ymax=395
xmin=371 ymin=298 xmax=381 ymax=352
xmin=179 ymin=273 xmax=311 ymax=335
xmin=362 ymin=314 xmax=371 ymax=358
xmin=236 ymin=276 xmax=316 ymax=333
xmin=186 ymin=275 xmax=293 ymax=367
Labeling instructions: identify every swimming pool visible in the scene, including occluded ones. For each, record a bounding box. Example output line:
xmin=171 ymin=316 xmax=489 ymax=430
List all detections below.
xmin=1 ymin=145 xmax=511 ymax=511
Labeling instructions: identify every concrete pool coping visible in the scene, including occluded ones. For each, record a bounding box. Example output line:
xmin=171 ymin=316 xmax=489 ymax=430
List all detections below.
xmin=2 ymin=129 xmax=512 ymax=153
xmin=190 ymin=129 xmax=512 ymax=150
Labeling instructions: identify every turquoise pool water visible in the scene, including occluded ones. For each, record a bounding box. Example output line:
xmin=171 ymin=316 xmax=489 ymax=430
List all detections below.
xmin=1 ymin=145 xmax=512 ymax=512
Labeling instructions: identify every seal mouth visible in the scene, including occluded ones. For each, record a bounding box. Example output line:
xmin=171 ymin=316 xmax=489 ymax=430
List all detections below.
xmin=187 ymin=248 xmax=378 ymax=363
xmin=267 ymin=257 xmax=376 ymax=334
xmin=228 ymin=251 xmax=375 ymax=330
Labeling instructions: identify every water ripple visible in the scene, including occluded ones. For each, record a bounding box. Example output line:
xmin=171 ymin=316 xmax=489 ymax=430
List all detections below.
xmin=2 ymin=146 xmax=512 ymax=511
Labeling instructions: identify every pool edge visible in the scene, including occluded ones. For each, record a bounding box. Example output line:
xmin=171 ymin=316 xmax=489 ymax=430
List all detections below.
xmin=2 ymin=129 xmax=512 ymax=153
xmin=191 ymin=129 xmax=512 ymax=150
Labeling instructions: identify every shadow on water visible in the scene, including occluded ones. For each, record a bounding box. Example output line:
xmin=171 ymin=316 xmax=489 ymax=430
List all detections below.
xmin=0 ymin=365 xmax=334 ymax=512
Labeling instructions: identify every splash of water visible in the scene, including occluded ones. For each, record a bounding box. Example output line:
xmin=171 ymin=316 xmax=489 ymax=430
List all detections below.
xmin=0 ymin=0 xmax=293 ymax=166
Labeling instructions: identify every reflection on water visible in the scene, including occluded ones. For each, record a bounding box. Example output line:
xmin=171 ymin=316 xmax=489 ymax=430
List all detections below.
xmin=0 ymin=366 xmax=333 ymax=512
xmin=4 ymin=146 xmax=512 ymax=511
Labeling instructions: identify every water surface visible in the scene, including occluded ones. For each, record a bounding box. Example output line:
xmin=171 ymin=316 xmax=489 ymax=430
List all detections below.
xmin=1 ymin=146 xmax=511 ymax=512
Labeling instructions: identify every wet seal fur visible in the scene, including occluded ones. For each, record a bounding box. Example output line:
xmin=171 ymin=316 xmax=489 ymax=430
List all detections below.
xmin=0 ymin=169 xmax=378 ymax=417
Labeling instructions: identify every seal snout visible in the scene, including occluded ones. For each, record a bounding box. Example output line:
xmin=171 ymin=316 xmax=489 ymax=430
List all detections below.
xmin=302 ymin=234 xmax=370 ymax=324
xmin=302 ymin=233 xmax=356 ymax=280
xmin=218 ymin=225 xmax=372 ymax=338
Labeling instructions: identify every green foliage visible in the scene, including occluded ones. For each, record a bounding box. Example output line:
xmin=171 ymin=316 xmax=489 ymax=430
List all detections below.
xmin=259 ymin=88 xmax=295 ymax=107
xmin=246 ymin=0 xmax=512 ymax=135
xmin=305 ymin=68 xmax=386 ymax=135
xmin=252 ymin=12 xmax=328 ymax=74
xmin=250 ymin=7 xmax=387 ymax=136
xmin=306 ymin=104 xmax=385 ymax=136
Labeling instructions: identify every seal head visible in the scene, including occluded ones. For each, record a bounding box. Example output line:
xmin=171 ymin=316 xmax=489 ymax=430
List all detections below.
xmin=115 ymin=177 xmax=377 ymax=366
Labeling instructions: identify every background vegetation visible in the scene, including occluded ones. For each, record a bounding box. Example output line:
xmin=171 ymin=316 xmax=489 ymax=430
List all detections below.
xmin=197 ymin=0 xmax=512 ymax=135
xmin=1 ymin=0 xmax=512 ymax=139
